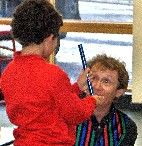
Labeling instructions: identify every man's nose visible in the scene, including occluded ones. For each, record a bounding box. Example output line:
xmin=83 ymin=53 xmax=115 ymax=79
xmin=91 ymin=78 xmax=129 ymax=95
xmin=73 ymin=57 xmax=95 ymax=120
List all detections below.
xmin=93 ymin=80 xmax=102 ymax=89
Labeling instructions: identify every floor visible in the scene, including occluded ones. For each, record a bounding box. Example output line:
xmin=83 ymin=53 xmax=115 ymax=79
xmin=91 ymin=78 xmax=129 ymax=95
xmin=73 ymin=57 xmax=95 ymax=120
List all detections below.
xmin=0 ymin=103 xmax=142 ymax=146
xmin=0 ymin=103 xmax=15 ymax=145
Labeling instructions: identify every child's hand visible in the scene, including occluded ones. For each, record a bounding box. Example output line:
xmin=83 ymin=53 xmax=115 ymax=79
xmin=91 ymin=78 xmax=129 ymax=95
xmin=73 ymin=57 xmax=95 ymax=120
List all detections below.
xmin=77 ymin=68 xmax=93 ymax=91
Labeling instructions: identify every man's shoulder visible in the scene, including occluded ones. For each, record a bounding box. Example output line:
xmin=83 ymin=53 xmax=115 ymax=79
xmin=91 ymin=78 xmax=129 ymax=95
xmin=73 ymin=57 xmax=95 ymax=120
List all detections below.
xmin=115 ymin=108 xmax=137 ymax=127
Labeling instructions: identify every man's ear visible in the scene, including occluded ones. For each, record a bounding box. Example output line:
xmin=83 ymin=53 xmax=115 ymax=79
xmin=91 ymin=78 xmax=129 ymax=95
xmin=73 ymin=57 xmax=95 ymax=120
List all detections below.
xmin=115 ymin=89 xmax=126 ymax=99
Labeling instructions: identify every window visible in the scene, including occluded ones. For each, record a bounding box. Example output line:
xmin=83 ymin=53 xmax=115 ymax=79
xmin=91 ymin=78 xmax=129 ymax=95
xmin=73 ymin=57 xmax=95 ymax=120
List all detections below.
xmin=55 ymin=0 xmax=133 ymax=87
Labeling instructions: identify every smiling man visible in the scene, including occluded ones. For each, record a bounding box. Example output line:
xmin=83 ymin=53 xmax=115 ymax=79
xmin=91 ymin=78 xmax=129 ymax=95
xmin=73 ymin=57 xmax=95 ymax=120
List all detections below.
xmin=75 ymin=54 xmax=137 ymax=146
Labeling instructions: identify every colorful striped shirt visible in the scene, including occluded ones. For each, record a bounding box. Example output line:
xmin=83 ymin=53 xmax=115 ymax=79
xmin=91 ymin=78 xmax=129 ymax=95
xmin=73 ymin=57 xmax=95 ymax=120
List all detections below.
xmin=75 ymin=104 xmax=137 ymax=146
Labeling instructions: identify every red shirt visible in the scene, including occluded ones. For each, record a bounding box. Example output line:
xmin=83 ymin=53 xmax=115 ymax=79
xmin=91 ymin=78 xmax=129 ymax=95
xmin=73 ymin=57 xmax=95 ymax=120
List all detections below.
xmin=1 ymin=51 xmax=96 ymax=146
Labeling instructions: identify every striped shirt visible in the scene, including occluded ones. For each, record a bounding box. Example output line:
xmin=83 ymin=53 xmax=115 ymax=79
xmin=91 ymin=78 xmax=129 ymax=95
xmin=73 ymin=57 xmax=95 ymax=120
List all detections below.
xmin=75 ymin=104 xmax=137 ymax=146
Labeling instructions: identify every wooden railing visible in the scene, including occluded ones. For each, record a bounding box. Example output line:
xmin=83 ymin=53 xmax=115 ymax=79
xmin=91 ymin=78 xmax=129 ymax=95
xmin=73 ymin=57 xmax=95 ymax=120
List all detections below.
xmin=60 ymin=20 xmax=132 ymax=34
xmin=0 ymin=18 xmax=132 ymax=34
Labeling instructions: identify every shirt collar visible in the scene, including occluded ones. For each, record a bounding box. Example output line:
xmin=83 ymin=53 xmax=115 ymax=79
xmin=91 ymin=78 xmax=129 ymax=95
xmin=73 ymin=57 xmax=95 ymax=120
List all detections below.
xmin=91 ymin=104 xmax=116 ymax=126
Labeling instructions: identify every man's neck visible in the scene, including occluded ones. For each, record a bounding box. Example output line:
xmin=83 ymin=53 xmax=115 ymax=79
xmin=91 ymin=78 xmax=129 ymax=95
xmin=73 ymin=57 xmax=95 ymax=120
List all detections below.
xmin=93 ymin=106 xmax=111 ymax=122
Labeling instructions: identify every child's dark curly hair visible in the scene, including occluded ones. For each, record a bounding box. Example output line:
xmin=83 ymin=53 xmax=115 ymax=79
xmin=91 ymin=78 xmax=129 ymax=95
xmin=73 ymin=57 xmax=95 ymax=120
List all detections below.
xmin=11 ymin=0 xmax=63 ymax=47
xmin=87 ymin=54 xmax=129 ymax=90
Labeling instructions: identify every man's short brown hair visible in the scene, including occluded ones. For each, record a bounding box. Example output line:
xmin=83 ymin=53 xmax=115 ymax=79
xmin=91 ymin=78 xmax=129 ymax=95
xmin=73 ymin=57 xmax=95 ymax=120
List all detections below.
xmin=87 ymin=54 xmax=129 ymax=89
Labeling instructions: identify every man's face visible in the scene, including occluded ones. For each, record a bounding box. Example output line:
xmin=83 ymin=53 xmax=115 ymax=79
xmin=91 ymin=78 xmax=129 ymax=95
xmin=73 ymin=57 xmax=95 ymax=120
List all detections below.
xmin=91 ymin=65 xmax=123 ymax=107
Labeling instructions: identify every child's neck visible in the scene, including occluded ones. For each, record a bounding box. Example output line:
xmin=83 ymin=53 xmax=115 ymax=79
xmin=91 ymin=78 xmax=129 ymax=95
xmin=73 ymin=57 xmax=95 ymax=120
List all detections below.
xmin=21 ymin=44 xmax=42 ymax=56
